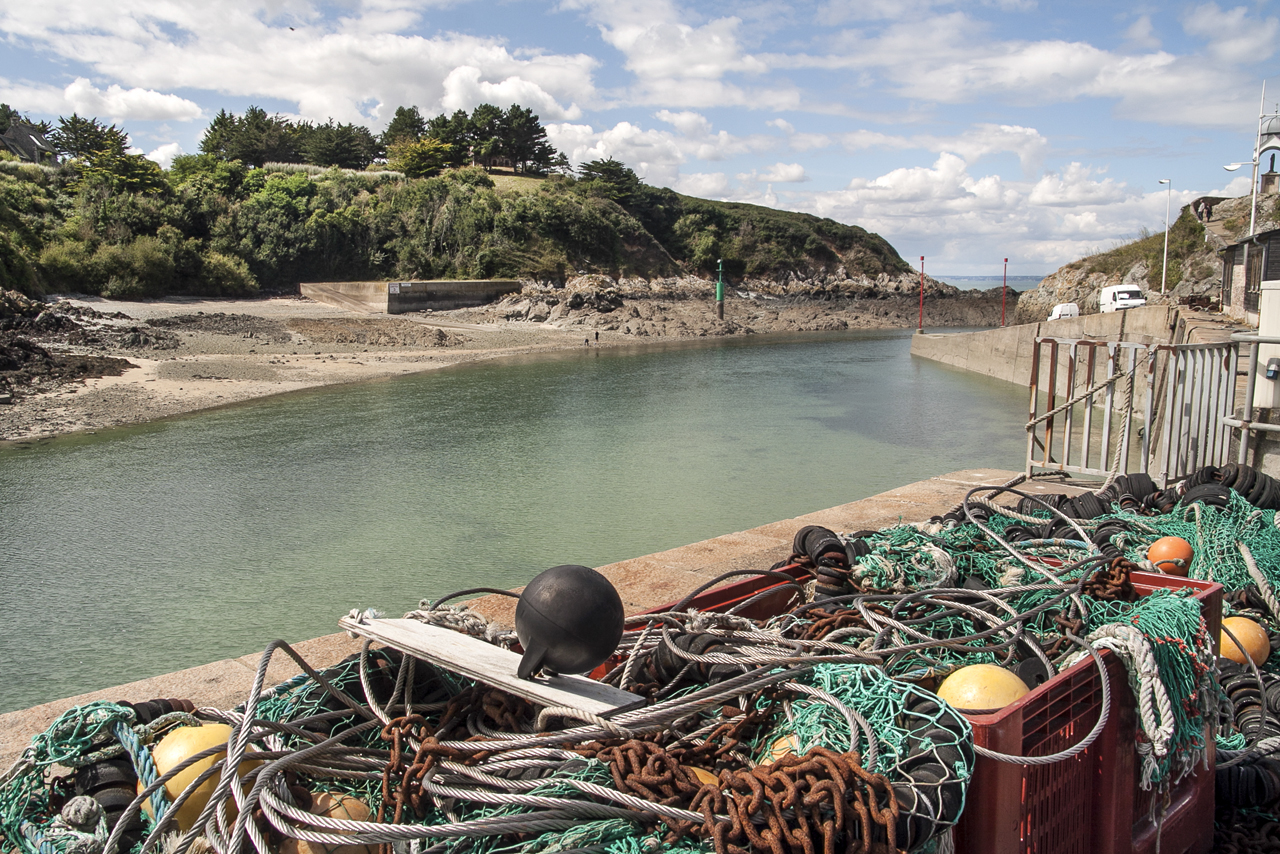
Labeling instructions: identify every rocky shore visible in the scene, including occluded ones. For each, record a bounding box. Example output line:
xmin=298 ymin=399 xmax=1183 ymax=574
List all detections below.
xmin=0 ymin=275 xmax=1011 ymax=443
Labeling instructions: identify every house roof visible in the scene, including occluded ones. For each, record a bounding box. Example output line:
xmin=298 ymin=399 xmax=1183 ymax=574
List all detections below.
xmin=0 ymin=122 xmax=55 ymax=163
xmin=1219 ymin=226 xmax=1280 ymax=254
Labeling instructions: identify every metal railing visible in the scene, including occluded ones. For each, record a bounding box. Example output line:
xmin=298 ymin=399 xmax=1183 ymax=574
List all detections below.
xmin=1026 ymin=338 xmax=1155 ymax=479
xmin=1149 ymin=341 xmax=1239 ymax=484
xmin=1027 ymin=336 xmax=1242 ymax=486
xmin=1223 ymin=332 xmax=1280 ymax=463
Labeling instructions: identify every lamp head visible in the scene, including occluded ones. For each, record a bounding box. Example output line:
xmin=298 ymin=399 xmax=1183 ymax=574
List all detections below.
xmin=1224 ymin=163 xmax=1245 ymax=171
xmin=1158 ymin=179 xmax=1170 ymax=184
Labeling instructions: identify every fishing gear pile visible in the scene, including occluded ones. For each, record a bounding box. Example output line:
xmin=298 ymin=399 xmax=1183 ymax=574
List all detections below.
xmin=9 ymin=464 xmax=1280 ymax=854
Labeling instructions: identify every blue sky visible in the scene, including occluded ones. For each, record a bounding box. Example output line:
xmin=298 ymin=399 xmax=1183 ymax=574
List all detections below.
xmin=0 ymin=0 xmax=1276 ymax=274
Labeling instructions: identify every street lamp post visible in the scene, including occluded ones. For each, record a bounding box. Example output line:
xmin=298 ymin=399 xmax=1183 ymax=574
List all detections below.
xmin=1001 ymin=257 xmax=1008 ymax=326
xmin=1158 ymin=179 xmax=1171 ymax=295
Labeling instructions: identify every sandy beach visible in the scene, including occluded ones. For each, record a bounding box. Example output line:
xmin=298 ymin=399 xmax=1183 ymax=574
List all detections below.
xmin=0 ymin=296 xmax=609 ymax=443
xmin=0 ymin=283 xmax=1006 ymax=443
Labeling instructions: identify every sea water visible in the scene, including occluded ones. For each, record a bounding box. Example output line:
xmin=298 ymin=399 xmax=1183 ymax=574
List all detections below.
xmin=0 ymin=330 xmax=1029 ymax=713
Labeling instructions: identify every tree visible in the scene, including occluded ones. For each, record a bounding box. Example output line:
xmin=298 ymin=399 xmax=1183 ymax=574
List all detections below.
xmin=0 ymin=104 xmax=22 ymax=134
xmin=303 ymin=120 xmax=381 ymax=169
xmin=578 ymin=158 xmax=641 ymax=206
xmin=388 ymin=138 xmax=453 ymax=178
xmin=382 ymin=106 xmax=427 ymax=147
xmin=424 ymin=110 xmax=471 ymax=167
xmin=501 ymin=105 xmax=559 ymax=174
xmin=199 ymin=106 xmax=304 ymax=167
xmin=48 ymin=114 xmax=129 ymax=160
xmin=468 ymin=104 xmax=505 ymax=169
xmin=76 ymin=148 xmax=168 ymax=195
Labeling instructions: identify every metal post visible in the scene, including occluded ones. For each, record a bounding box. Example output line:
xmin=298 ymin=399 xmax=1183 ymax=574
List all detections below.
xmin=1251 ymin=82 xmax=1266 ymax=238
xmin=1159 ymin=179 xmax=1171 ymax=295
xmin=918 ymin=256 xmax=925 ymax=332
xmin=715 ymin=258 xmax=724 ymax=320
xmin=1001 ymin=257 xmax=1008 ymax=326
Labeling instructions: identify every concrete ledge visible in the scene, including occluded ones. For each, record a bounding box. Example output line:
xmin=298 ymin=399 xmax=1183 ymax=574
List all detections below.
xmin=909 ymin=305 xmax=1179 ymax=389
xmin=0 ymin=468 xmax=1089 ymax=769
xmin=301 ymin=280 xmax=521 ymax=314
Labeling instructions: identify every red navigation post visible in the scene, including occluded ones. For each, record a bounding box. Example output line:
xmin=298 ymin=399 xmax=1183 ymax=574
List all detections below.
xmin=918 ymin=256 xmax=925 ymax=332
xmin=1001 ymin=257 xmax=1008 ymax=327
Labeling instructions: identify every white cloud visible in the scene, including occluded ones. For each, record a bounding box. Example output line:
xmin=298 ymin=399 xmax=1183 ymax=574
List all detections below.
xmin=0 ymin=4 xmax=599 ymax=127
xmin=547 ymin=117 xmax=776 ymax=186
xmin=1182 ymin=3 xmax=1279 ymax=64
xmin=560 ymin=0 xmax=800 ymax=108
xmin=676 ymin=172 xmax=730 ymax=196
xmin=740 ymin=162 xmax=808 ymax=183
xmin=146 ymin=142 xmax=184 ymax=169
xmin=0 ymin=77 xmax=201 ymax=123
xmin=1123 ymin=15 xmax=1160 ymax=50
xmin=1027 ymin=162 xmax=1125 ymax=206
xmin=440 ymin=66 xmax=582 ymax=120
xmin=655 ymin=109 xmax=712 ymax=137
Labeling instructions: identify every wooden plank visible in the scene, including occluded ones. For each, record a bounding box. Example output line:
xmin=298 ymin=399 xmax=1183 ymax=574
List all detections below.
xmin=339 ymin=617 xmax=643 ymax=717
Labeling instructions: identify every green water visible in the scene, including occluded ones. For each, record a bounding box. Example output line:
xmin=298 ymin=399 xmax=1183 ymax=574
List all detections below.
xmin=0 ymin=330 xmax=1028 ymax=713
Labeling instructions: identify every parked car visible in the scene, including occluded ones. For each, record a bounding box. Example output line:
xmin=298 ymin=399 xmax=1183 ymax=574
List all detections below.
xmin=1048 ymin=303 xmax=1080 ymax=321
xmin=1099 ymin=285 xmax=1147 ymax=313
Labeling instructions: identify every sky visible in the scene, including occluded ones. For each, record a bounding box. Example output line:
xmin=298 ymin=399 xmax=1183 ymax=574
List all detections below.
xmin=0 ymin=1 xmax=1277 ymax=275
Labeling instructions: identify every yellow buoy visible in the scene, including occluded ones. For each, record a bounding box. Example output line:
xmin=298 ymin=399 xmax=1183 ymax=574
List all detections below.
xmin=279 ymin=792 xmax=375 ymax=854
xmin=763 ymin=733 xmax=800 ymax=764
xmin=1222 ymin=616 xmax=1271 ymax=666
xmin=936 ymin=664 xmax=1031 ymax=712
xmin=142 ymin=723 xmax=259 ymax=832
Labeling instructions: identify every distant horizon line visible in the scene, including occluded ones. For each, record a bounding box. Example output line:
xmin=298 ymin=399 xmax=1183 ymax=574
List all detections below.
xmin=935 ymin=274 xmax=1046 ymax=279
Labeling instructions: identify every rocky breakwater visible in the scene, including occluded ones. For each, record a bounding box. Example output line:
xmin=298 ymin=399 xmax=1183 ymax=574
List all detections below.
xmin=455 ymin=270 xmax=1013 ymax=337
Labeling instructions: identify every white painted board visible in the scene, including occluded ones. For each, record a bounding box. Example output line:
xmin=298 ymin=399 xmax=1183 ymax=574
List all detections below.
xmin=338 ymin=616 xmax=643 ymax=717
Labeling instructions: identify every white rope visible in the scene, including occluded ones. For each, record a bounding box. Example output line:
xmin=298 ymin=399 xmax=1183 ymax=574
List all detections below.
xmin=1240 ymin=541 xmax=1280 ymax=621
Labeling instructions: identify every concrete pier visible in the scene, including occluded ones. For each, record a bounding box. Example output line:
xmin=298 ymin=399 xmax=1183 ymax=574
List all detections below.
xmin=909 ymin=305 xmax=1179 ymax=387
xmin=0 ymin=468 xmax=1089 ymax=769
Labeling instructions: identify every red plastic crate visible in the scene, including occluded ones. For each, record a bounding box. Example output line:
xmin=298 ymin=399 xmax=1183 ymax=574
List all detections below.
xmin=953 ymin=572 xmax=1221 ymax=854
xmin=638 ymin=567 xmax=1221 ymax=854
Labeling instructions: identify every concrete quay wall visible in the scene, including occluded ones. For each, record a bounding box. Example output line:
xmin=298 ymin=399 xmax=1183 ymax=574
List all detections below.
xmin=909 ymin=305 xmax=1179 ymax=388
xmin=0 ymin=468 xmax=1088 ymax=769
xmin=301 ymin=280 xmax=521 ymax=314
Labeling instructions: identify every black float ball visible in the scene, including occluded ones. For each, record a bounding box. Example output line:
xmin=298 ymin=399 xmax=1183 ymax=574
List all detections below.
xmin=515 ymin=564 xmax=624 ymax=679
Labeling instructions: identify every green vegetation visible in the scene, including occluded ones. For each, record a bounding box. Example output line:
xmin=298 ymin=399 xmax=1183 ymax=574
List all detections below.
xmin=1066 ymin=207 xmax=1206 ymax=291
xmin=0 ymin=108 xmax=911 ymax=299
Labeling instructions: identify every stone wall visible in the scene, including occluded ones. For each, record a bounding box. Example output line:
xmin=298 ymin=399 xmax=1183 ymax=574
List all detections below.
xmin=301 ymin=280 xmax=522 ymax=314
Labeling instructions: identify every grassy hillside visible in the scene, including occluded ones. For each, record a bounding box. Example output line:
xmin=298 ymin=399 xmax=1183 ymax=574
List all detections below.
xmin=0 ymin=157 xmax=912 ymax=299
xmin=1064 ymin=208 xmax=1210 ymax=292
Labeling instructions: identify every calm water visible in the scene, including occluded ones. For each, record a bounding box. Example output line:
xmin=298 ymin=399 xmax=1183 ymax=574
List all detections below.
xmin=0 ymin=331 xmax=1029 ymax=713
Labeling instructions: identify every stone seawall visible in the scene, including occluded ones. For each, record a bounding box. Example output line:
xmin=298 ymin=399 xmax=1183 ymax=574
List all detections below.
xmin=301 ymin=280 xmax=522 ymax=314
xmin=909 ymin=305 xmax=1180 ymax=388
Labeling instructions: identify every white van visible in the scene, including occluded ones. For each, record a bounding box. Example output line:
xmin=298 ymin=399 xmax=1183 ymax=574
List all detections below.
xmin=1099 ymin=285 xmax=1147 ymax=313
xmin=1048 ymin=303 xmax=1080 ymax=321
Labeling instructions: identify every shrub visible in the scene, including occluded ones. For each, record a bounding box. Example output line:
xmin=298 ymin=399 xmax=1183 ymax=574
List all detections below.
xmin=95 ymin=236 xmax=176 ymax=298
xmin=38 ymin=239 xmax=99 ymax=294
xmin=197 ymin=250 xmax=258 ymax=296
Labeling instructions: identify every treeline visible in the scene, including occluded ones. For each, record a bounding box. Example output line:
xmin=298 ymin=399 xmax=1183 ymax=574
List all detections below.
xmin=0 ymin=105 xmax=909 ymax=300
xmin=199 ymin=103 xmax=563 ymax=176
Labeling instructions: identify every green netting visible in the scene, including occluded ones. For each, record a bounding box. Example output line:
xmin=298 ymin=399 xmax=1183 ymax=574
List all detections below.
xmin=753 ymin=663 xmax=973 ymax=783
xmin=1084 ymin=588 xmax=1214 ymax=785
xmin=0 ymin=702 xmax=158 ymax=854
